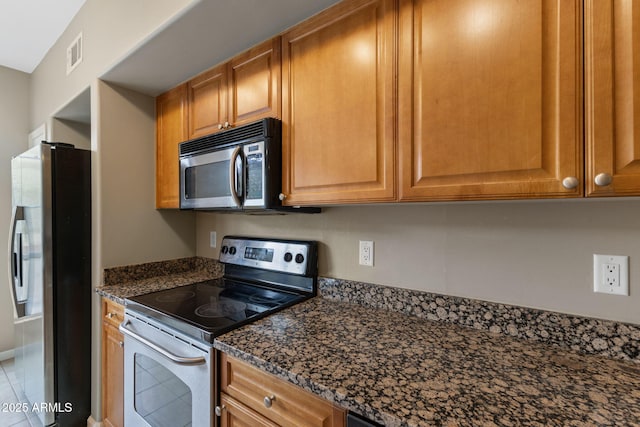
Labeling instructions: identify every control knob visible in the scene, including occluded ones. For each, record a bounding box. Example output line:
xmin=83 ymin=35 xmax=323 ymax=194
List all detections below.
xmin=284 ymin=252 xmax=293 ymax=262
xmin=295 ymin=254 xmax=305 ymax=264
xmin=221 ymin=246 xmax=228 ymax=254
xmin=229 ymin=246 xmax=237 ymax=255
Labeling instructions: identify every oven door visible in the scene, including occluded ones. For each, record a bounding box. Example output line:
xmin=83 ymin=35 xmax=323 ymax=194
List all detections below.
xmin=180 ymin=145 xmax=244 ymax=209
xmin=120 ymin=314 xmax=214 ymax=427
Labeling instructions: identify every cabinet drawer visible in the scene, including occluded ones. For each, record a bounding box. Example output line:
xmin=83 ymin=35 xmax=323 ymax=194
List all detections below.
xmin=219 ymin=393 xmax=279 ymax=427
xmin=102 ymin=298 xmax=124 ymax=329
xmin=220 ymin=354 xmax=345 ymax=427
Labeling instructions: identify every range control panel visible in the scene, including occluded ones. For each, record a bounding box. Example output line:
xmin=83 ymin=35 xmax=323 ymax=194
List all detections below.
xmin=219 ymin=236 xmax=317 ymax=276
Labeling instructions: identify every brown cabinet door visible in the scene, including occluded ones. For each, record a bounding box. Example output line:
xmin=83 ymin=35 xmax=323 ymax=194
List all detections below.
xmin=585 ymin=0 xmax=640 ymax=196
xmin=102 ymin=299 xmax=124 ymax=427
xmin=399 ymin=0 xmax=583 ymax=201
xmin=281 ymin=0 xmax=396 ymax=205
xmin=220 ymin=354 xmax=345 ymax=427
xmin=229 ymin=37 xmax=281 ymax=127
xmin=188 ymin=64 xmax=228 ymax=138
xmin=156 ymin=84 xmax=188 ymax=209
xmin=219 ymin=393 xmax=280 ymax=427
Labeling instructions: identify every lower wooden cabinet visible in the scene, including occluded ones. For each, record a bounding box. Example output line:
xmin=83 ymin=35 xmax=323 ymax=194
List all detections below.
xmin=219 ymin=353 xmax=345 ymax=427
xmin=101 ymin=298 xmax=125 ymax=427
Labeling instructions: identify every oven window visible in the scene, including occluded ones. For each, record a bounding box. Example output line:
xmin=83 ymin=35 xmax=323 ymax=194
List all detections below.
xmin=185 ymin=161 xmax=231 ymax=199
xmin=134 ymin=354 xmax=192 ymax=427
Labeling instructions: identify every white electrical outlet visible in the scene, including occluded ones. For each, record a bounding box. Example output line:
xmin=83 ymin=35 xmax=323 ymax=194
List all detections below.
xmin=210 ymin=231 xmax=217 ymax=248
xmin=359 ymin=241 xmax=374 ymax=267
xmin=593 ymin=254 xmax=629 ymax=296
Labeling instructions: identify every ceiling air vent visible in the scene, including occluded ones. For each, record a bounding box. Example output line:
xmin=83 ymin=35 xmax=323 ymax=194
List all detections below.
xmin=66 ymin=32 xmax=83 ymax=75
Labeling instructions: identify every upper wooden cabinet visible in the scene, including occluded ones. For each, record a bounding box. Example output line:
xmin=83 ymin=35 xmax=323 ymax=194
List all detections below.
xmin=585 ymin=0 xmax=640 ymax=197
xmin=188 ymin=37 xmax=281 ymax=139
xmin=229 ymin=38 xmax=281 ymax=127
xmin=280 ymin=0 xmax=396 ymax=205
xmin=398 ymin=0 xmax=583 ymax=201
xmin=156 ymin=83 xmax=188 ymax=209
xmin=188 ymin=64 xmax=227 ymax=139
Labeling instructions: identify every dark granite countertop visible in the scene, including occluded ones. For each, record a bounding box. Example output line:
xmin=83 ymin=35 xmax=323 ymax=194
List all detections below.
xmin=214 ymin=297 xmax=640 ymax=427
xmin=96 ymin=257 xmax=223 ymax=305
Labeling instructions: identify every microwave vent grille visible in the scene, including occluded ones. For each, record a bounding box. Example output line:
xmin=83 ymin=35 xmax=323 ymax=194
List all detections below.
xmin=180 ymin=119 xmax=275 ymax=156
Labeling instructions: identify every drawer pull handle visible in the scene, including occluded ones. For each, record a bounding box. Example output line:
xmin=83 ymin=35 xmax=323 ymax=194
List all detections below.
xmin=263 ymin=395 xmax=276 ymax=408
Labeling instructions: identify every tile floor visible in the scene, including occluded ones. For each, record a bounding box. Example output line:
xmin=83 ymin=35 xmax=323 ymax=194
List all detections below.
xmin=0 ymin=359 xmax=42 ymax=427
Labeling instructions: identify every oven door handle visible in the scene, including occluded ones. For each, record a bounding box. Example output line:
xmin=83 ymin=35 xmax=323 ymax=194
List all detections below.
xmin=119 ymin=321 xmax=206 ymax=366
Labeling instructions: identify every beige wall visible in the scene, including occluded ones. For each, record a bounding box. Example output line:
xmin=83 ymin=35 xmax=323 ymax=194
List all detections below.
xmin=29 ymin=0 xmax=194 ymax=130
xmin=96 ymin=81 xmax=195 ymax=269
xmin=0 ymin=66 xmax=30 ymax=354
xmin=197 ymin=200 xmax=640 ymax=325
xmin=49 ymin=118 xmax=91 ymax=150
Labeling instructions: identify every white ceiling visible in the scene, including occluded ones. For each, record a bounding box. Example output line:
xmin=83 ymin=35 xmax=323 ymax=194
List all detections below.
xmin=0 ymin=0 xmax=86 ymax=73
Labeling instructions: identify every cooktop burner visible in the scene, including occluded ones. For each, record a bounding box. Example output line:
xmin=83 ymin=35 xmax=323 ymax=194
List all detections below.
xmin=195 ymin=300 xmax=247 ymax=318
xmin=155 ymin=290 xmax=196 ymax=303
xmin=124 ymin=236 xmax=318 ymax=344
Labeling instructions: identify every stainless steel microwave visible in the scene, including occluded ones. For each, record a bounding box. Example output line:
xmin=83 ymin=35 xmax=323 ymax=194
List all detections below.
xmin=179 ymin=118 xmax=282 ymax=210
xmin=180 ymin=117 xmax=312 ymax=213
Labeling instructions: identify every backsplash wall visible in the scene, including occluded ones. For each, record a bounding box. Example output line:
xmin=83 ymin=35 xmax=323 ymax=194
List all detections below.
xmin=196 ymin=200 xmax=640 ymax=325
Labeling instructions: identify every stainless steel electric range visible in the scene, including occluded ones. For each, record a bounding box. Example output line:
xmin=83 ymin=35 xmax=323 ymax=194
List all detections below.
xmin=119 ymin=236 xmax=318 ymax=427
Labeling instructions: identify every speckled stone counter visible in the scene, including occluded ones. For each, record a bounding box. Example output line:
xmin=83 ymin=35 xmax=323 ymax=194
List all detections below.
xmin=96 ymin=257 xmax=222 ymax=305
xmin=214 ymin=297 xmax=640 ymax=427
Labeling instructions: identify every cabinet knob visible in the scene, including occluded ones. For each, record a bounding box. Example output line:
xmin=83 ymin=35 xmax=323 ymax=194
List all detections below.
xmin=218 ymin=123 xmax=224 ymax=130
xmin=107 ymin=312 xmax=114 ymax=319
xmin=224 ymin=121 xmax=230 ymax=129
xmin=263 ymin=395 xmax=276 ymax=408
xmin=119 ymin=341 xmax=124 ymax=348
xmin=214 ymin=405 xmax=225 ymax=416
xmin=561 ymin=176 xmax=579 ymax=190
xmin=278 ymin=193 xmax=286 ymax=201
xmin=594 ymin=173 xmax=613 ymax=187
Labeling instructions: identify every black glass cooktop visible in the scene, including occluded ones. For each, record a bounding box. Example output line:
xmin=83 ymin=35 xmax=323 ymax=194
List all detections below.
xmin=126 ymin=278 xmax=307 ymax=344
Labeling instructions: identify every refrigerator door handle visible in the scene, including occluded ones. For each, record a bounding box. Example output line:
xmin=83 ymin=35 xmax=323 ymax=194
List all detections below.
xmin=8 ymin=205 xmax=26 ymax=318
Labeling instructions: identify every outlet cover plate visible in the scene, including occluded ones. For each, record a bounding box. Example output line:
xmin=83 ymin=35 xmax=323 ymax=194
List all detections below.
xmin=359 ymin=240 xmax=374 ymax=267
xmin=593 ymin=254 xmax=629 ymax=296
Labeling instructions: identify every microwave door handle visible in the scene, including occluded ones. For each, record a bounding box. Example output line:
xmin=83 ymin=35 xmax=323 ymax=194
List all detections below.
xmin=8 ymin=206 xmax=26 ymax=318
xmin=229 ymin=146 xmax=243 ymax=207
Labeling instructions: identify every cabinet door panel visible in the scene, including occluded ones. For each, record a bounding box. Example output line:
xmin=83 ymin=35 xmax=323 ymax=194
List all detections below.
xmin=399 ymin=0 xmax=582 ymax=200
xmin=188 ymin=65 xmax=227 ymax=138
xmin=282 ymin=0 xmax=396 ymax=204
xmin=156 ymin=84 xmax=187 ymax=209
xmin=220 ymin=354 xmax=345 ymax=427
xmin=230 ymin=38 xmax=281 ymax=126
xmin=102 ymin=298 xmax=124 ymax=427
xmin=586 ymin=0 xmax=640 ymax=196
xmin=219 ymin=394 xmax=279 ymax=427
xmin=102 ymin=323 xmax=124 ymax=427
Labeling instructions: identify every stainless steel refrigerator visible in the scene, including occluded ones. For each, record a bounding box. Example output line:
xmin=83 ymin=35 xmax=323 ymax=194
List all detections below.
xmin=8 ymin=142 xmax=91 ymax=427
